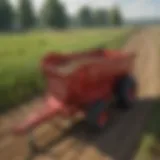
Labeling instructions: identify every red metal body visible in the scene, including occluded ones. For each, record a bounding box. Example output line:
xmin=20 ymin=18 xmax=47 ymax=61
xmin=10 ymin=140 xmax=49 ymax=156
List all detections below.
xmin=12 ymin=48 xmax=136 ymax=135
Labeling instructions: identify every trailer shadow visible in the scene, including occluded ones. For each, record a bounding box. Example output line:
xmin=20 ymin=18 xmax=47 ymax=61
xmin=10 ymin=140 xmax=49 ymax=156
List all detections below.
xmin=35 ymin=98 xmax=159 ymax=160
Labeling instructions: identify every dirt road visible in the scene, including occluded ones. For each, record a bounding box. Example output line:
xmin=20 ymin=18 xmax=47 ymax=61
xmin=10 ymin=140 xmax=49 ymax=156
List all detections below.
xmin=0 ymin=27 xmax=159 ymax=160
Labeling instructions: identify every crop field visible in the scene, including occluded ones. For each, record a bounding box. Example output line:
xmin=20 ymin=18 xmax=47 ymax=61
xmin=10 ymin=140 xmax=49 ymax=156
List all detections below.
xmin=0 ymin=27 xmax=133 ymax=112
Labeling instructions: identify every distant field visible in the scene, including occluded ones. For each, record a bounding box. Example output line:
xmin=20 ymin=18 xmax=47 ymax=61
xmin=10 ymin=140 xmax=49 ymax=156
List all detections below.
xmin=0 ymin=27 xmax=133 ymax=112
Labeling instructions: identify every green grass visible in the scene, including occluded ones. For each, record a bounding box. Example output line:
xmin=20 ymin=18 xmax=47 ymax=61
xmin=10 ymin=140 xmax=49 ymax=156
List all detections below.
xmin=135 ymin=103 xmax=160 ymax=160
xmin=0 ymin=27 xmax=133 ymax=113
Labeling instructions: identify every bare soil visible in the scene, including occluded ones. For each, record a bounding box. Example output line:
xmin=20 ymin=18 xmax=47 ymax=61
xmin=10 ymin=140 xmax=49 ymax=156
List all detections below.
xmin=0 ymin=27 xmax=160 ymax=160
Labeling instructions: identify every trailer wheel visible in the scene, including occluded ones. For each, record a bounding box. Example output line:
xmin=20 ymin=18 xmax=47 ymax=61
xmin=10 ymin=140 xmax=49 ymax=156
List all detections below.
xmin=115 ymin=75 xmax=136 ymax=109
xmin=86 ymin=101 xmax=109 ymax=130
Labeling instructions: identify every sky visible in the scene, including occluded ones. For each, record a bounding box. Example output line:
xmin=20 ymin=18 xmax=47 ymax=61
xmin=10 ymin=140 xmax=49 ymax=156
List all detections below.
xmin=10 ymin=0 xmax=160 ymax=20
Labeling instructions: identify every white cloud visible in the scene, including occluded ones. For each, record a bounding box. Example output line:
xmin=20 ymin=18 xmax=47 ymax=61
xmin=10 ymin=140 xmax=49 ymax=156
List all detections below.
xmin=120 ymin=0 xmax=160 ymax=19
xmin=34 ymin=0 xmax=44 ymax=12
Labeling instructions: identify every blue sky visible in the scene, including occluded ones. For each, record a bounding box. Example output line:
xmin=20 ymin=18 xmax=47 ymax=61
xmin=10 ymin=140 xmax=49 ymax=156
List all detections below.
xmin=10 ymin=0 xmax=160 ymax=20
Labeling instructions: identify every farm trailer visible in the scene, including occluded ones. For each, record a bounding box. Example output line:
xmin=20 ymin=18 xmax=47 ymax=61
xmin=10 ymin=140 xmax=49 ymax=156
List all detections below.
xmin=12 ymin=48 xmax=137 ymax=158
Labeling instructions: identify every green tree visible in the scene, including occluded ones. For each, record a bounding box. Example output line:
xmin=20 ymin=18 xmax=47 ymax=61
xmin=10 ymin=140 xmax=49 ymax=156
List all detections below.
xmin=0 ymin=0 xmax=14 ymax=31
xmin=68 ymin=15 xmax=80 ymax=28
xmin=110 ymin=6 xmax=123 ymax=26
xmin=94 ymin=9 xmax=109 ymax=26
xmin=41 ymin=0 xmax=68 ymax=29
xmin=18 ymin=0 xmax=35 ymax=29
xmin=78 ymin=6 xmax=94 ymax=27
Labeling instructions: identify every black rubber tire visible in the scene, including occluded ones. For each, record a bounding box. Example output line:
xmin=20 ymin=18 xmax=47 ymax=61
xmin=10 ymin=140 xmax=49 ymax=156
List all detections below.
xmin=115 ymin=75 xmax=136 ymax=109
xmin=86 ymin=100 xmax=109 ymax=130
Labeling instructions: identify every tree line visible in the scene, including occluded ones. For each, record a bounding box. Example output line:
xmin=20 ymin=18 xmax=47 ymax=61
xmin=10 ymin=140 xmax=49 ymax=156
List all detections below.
xmin=0 ymin=0 xmax=123 ymax=31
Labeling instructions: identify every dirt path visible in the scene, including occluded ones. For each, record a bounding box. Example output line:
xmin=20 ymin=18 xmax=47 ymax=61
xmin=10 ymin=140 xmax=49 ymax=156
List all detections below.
xmin=0 ymin=27 xmax=159 ymax=160
xmin=123 ymin=27 xmax=160 ymax=97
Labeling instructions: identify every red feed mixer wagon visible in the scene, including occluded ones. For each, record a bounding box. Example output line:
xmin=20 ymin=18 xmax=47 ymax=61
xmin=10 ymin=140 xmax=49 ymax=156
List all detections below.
xmin=12 ymin=48 xmax=137 ymax=154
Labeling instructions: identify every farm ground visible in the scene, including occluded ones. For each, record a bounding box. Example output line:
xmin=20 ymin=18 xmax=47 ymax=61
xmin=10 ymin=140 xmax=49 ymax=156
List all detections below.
xmin=0 ymin=27 xmax=160 ymax=160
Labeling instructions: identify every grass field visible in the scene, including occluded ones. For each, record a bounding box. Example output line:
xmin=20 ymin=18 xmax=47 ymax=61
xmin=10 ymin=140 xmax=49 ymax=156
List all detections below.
xmin=0 ymin=27 xmax=133 ymax=113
